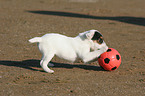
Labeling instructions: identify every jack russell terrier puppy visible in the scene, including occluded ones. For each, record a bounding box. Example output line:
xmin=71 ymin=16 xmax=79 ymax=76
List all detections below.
xmin=29 ymin=30 xmax=108 ymax=73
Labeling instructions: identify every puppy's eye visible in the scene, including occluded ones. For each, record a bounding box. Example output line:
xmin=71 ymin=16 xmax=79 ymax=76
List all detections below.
xmin=97 ymin=38 xmax=103 ymax=44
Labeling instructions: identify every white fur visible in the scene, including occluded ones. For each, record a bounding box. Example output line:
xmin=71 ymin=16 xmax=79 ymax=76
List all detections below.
xmin=29 ymin=30 xmax=108 ymax=73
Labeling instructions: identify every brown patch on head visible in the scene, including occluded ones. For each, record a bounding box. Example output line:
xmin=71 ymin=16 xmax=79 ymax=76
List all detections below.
xmin=91 ymin=31 xmax=102 ymax=40
xmin=91 ymin=31 xmax=104 ymax=44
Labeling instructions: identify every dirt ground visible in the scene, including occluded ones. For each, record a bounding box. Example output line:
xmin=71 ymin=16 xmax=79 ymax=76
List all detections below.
xmin=0 ymin=0 xmax=145 ymax=96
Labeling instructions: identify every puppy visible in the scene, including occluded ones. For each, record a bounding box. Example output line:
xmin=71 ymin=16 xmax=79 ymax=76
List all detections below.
xmin=29 ymin=30 xmax=108 ymax=73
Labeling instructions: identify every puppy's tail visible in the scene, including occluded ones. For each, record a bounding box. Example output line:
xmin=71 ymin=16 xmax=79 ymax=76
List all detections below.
xmin=29 ymin=37 xmax=42 ymax=43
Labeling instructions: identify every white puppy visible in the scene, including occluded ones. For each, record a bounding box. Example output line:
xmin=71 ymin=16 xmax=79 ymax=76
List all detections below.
xmin=29 ymin=30 xmax=108 ymax=73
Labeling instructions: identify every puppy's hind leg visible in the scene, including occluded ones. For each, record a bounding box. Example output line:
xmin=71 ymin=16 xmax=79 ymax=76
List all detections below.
xmin=40 ymin=53 xmax=55 ymax=73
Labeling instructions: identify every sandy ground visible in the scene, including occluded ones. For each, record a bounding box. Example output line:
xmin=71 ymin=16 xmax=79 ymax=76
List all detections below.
xmin=0 ymin=0 xmax=145 ymax=96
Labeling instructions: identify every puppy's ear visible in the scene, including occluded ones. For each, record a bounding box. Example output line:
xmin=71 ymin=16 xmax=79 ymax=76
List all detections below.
xmin=86 ymin=31 xmax=95 ymax=40
xmin=91 ymin=31 xmax=102 ymax=40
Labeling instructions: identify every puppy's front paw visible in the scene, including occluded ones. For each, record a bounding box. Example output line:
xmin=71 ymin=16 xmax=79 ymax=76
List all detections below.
xmin=105 ymin=46 xmax=109 ymax=52
xmin=102 ymin=46 xmax=108 ymax=53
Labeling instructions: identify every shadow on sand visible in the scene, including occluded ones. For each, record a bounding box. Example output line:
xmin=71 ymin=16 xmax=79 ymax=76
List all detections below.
xmin=27 ymin=10 xmax=145 ymax=26
xmin=0 ymin=59 xmax=104 ymax=72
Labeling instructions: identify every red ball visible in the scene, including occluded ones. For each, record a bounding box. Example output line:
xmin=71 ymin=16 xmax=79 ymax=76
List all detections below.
xmin=98 ymin=48 xmax=121 ymax=71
